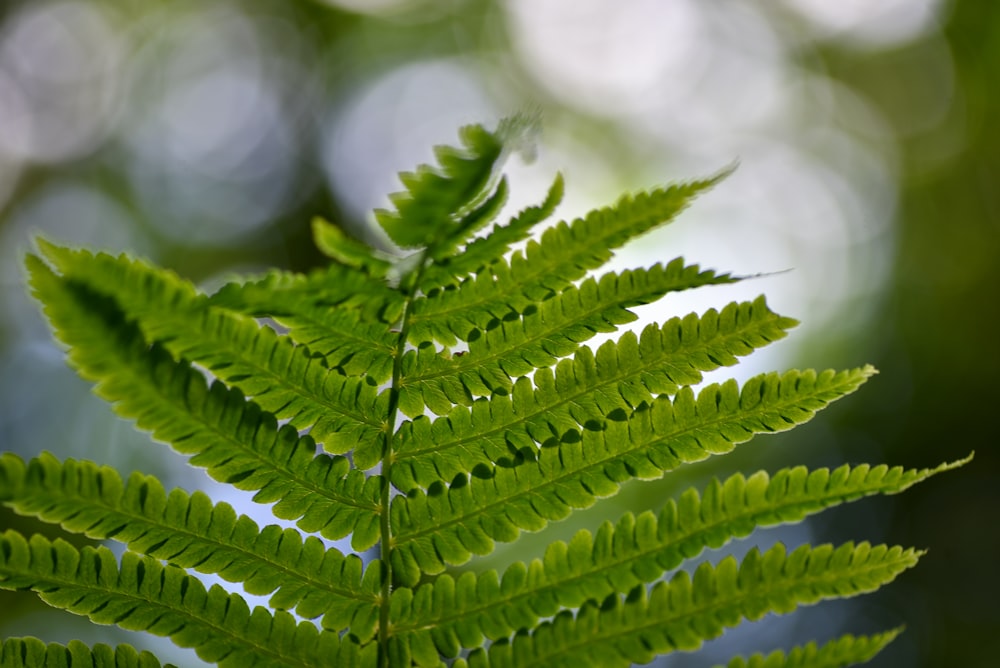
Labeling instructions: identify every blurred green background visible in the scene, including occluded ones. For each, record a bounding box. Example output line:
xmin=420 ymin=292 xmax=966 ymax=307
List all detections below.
xmin=0 ymin=0 xmax=995 ymax=666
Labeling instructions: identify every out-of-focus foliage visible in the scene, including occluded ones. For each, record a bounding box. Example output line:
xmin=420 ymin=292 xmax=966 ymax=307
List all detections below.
xmin=812 ymin=2 xmax=1000 ymax=667
xmin=0 ymin=0 xmax=993 ymax=666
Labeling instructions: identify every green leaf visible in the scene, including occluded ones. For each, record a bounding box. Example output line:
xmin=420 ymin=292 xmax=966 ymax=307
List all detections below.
xmin=0 ymin=531 xmax=369 ymax=668
xmin=25 ymin=256 xmax=383 ymax=549
xmin=0 ymin=638 xmax=167 ymax=668
xmin=210 ymin=262 xmax=403 ymax=324
xmin=17 ymin=122 xmax=960 ymax=668
xmin=401 ymin=261 xmax=743 ymax=415
xmin=408 ymin=256 xmax=737 ymax=349
xmin=209 ymin=265 xmax=401 ymax=381
xmin=376 ymin=116 xmax=537 ymax=251
xmin=428 ymin=176 xmax=512 ymax=262
xmin=390 ymin=457 xmax=965 ymax=652
xmin=417 ymin=172 xmax=564 ymax=292
xmin=407 ymin=167 xmax=732 ymax=334
xmin=393 ymin=297 xmax=799 ymax=488
xmin=311 ymin=217 xmax=393 ymax=276
xmin=459 ymin=542 xmax=921 ymax=667
xmin=29 ymin=247 xmax=390 ymax=464
xmin=390 ymin=368 xmax=875 ymax=584
xmin=0 ymin=453 xmax=380 ymax=633
xmin=716 ymin=627 xmax=904 ymax=668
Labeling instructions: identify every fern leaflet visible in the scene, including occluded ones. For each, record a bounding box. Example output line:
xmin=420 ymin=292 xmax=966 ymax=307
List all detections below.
xmin=715 ymin=627 xmax=903 ymax=668
xmin=389 ymin=457 xmax=964 ymax=654
xmin=0 ymin=453 xmax=379 ymax=633
xmin=0 ymin=531 xmax=369 ymax=668
xmin=0 ymin=638 xmax=168 ymax=668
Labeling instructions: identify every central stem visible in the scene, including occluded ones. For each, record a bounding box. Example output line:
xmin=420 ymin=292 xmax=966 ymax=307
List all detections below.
xmin=378 ymin=254 xmax=428 ymax=668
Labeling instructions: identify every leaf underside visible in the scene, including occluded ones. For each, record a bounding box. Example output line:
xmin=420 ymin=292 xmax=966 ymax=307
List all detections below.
xmin=6 ymin=119 xmax=965 ymax=668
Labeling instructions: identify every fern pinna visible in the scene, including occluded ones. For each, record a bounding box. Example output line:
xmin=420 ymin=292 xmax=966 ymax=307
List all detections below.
xmin=2 ymin=117 xmax=965 ymax=668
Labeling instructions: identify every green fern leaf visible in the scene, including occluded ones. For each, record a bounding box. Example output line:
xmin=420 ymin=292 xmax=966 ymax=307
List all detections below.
xmin=210 ymin=262 xmax=403 ymax=323
xmin=454 ymin=542 xmax=920 ymax=668
xmin=25 ymin=257 xmax=382 ymax=548
xmin=0 ymin=638 xmax=170 ymax=668
xmin=406 ymin=168 xmax=731 ymax=345
xmin=390 ymin=368 xmax=874 ymax=584
xmin=408 ymin=257 xmax=738 ymax=353
xmin=0 ymin=453 xmax=380 ymax=633
xmin=376 ymin=116 xmax=536 ymax=251
xmin=716 ymin=627 xmax=903 ymax=668
xmin=389 ymin=457 xmax=964 ymax=653
xmin=311 ymin=217 xmax=394 ymax=277
xmin=209 ymin=265 xmax=402 ymax=381
xmin=0 ymin=531 xmax=370 ymax=668
xmin=13 ymin=118 xmax=965 ymax=668
xmin=401 ymin=260 xmax=743 ymax=416
xmin=417 ymin=173 xmax=564 ymax=292
xmin=29 ymin=248 xmax=390 ymax=465
xmin=427 ymin=176 xmax=511 ymax=261
xmin=393 ymin=303 xmax=803 ymax=490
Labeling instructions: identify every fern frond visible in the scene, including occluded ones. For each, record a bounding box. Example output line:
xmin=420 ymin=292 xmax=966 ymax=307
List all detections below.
xmin=716 ymin=627 xmax=903 ymax=668
xmin=376 ymin=117 xmax=536 ymax=251
xmin=206 ymin=299 xmax=394 ymax=383
xmin=427 ymin=176 xmax=511 ymax=261
xmin=0 ymin=453 xmax=380 ymax=633
xmin=0 ymin=638 xmax=167 ymax=668
xmin=390 ymin=457 xmax=964 ymax=652
xmin=209 ymin=264 xmax=402 ymax=381
xmin=407 ymin=169 xmax=730 ymax=345
xmin=455 ymin=542 xmax=920 ymax=668
xmin=393 ymin=298 xmax=800 ymax=488
xmin=311 ymin=217 xmax=393 ymax=277
xmin=390 ymin=368 xmax=874 ymax=584
xmin=417 ymin=173 xmax=564 ymax=292
xmin=400 ymin=263 xmax=747 ymax=415
xmin=409 ymin=256 xmax=737 ymax=349
xmin=210 ymin=261 xmax=402 ymax=324
xmin=17 ymin=119 xmax=959 ymax=668
xmin=30 ymin=248 xmax=390 ymax=465
xmin=0 ymin=531 xmax=369 ymax=668
xmin=25 ymin=257 xmax=383 ymax=548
